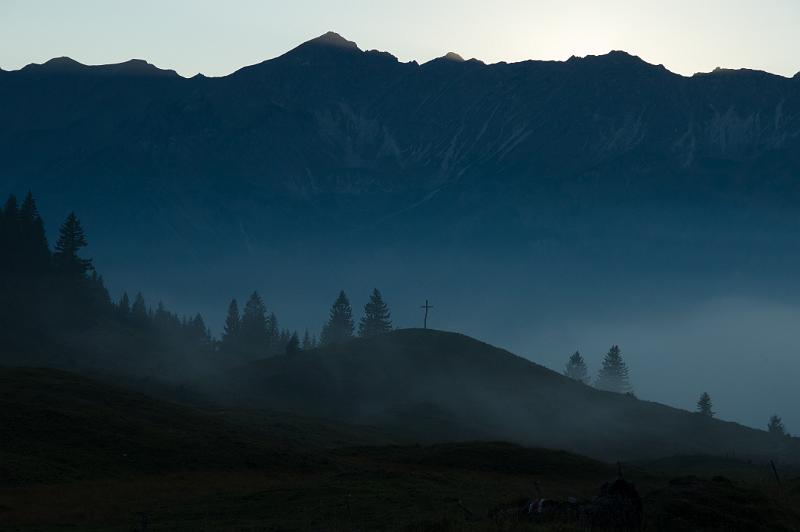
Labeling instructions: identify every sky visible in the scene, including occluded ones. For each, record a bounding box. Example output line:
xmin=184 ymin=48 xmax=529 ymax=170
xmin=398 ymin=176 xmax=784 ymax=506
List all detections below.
xmin=1 ymin=0 xmax=800 ymax=78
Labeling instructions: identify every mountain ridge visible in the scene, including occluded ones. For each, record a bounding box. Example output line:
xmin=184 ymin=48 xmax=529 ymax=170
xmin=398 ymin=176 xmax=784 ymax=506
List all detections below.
xmin=4 ymin=32 xmax=794 ymax=79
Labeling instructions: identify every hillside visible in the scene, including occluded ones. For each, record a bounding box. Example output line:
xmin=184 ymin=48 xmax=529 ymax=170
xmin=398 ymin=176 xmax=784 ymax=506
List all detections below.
xmin=222 ymin=329 xmax=800 ymax=462
xmin=0 ymin=367 xmax=324 ymax=485
xmin=3 ymin=364 xmax=800 ymax=530
xmin=0 ymin=368 xmax=800 ymax=532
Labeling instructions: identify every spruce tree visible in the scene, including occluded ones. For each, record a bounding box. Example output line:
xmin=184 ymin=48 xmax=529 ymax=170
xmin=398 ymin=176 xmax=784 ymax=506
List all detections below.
xmin=321 ymin=290 xmax=354 ymax=345
xmin=696 ymin=392 xmax=714 ymax=417
xmin=240 ymin=291 xmax=270 ymax=358
xmin=189 ymin=313 xmax=211 ymax=346
xmin=1 ymin=195 xmax=20 ymax=273
xmin=221 ymin=299 xmax=241 ymax=353
xmin=18 ymin=192 xmax=50 ymax=272
xmin=131 ymin=292 xmax=148 ymax=324
xmin=768 ymin=414 xmax=787 ymax=436
xmin=358 ymin=288 xmax=392 ymax=337
xmin=564 ymin=351 xmax=589 ymax=383
xmin=118 ymin=292 xmax=131 ymax=317
xmin=53 ymin=212 xmax=93 ymax=276
xmin=595 ymin=345 xmax=631 ymax=393
xmin=302 ymin=329 xmax=313 ymax=350
xmin=266 ymin=312 xmax=279 ymax=353
xmin=285 ymin=332 xmax=301 ymax=355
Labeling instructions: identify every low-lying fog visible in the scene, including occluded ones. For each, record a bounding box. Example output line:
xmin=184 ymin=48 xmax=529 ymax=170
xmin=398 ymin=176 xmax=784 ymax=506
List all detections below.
xmin=91 ymin=243 xmax=800 ymax=434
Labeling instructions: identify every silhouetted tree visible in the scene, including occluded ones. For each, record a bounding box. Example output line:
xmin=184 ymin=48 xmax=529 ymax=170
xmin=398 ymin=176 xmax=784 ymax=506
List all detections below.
xmin=302 ymin=330 xmax=318 ymax=350
xmin=696 ymin=392 xmax=714 ymax=417
xmin=118 ymin=292 xmax=131 ymax=317
xmin=564 ymin=351 xmax=589 ymax=383
xmin=595 ymin=345 xmax=631 ymax=393
xmin=768 ymin=414 xmax=787 ymax=436
xmin=18 ymin=192 xmax=49 ymax=272
xmin=359 ymin=288 xmax=392 ymax=337
xmin=131 ymin=292 xmax=148 ymax=325
xmin=240 ymin=291 xmax=270 ymax=358
xmin=285 ymin=331 xmax=300 ymax=355
xmin=188 ymin=313 xmax=211 ymax=347
xmin=321 ymin=290 xmax=354 ymax=345
xmin=221 ymin=299 xmax=241 ymax=354
xmin=1 ymin=194 xmax=20 ymax=273
xmin=266 ymin=312 xmax=279 ymax=353
xmin=53 ymin=212 xmax=93 ymax=276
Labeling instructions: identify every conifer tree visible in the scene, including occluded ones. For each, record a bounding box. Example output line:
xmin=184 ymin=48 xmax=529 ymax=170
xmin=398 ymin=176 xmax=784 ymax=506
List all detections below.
xmin=285 ymin=331 xmax=300 ymax=355
xmin=302 ymin=329 xmax=313 ymax=350
xmin=118 ymin=292 xmax=131 ymax=317
xmin=358 ymin=288 xmax=392 ymax=337
xmin=18 ymin=192 xmax=50 ymax=272
xmin=131 ymin=292 xmax=148 ymax=324
xmin=321 ymin=290 xmax=354 ymax=345
xmin=266 ymin=312 xmax=279 ymax=353
xmin=696 ymin=392 xmax=714 ymax=417
xmin=1 ymin=195 xmax=20 ymax=273
xmin=564 ymin=351 xmax=589 ymax=383
xmin=768 ymin=414 xmax=787 ymax=436
xmin=221 ymin=299 xmax=241 ymax=353
xmin=53 ymin=212 xmax=92 ymax=276
xmin=240 ymin=291 xmax=270 ymax=358
xmin=189 ymin=313 xmax=211 ymax=346
xmin=595 ymin=345 xmax=631 ymax=393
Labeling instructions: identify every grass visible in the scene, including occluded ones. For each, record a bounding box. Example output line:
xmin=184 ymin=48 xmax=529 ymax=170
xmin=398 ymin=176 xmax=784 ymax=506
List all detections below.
xmin=2 ymin=365 xmax=800 ymax=530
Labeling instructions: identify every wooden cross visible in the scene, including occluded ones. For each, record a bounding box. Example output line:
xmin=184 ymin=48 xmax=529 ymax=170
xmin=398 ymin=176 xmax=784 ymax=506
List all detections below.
xmin=420 ymin=299 xmax=433 ymax=329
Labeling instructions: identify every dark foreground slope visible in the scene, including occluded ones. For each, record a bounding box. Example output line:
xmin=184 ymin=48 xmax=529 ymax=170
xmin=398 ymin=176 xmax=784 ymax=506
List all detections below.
xmin=224 ymin=329 xmax=800 ymax=462
xmin=3 ymin=365 xmax=800 ymax=531
xmin=0 ymin=367 xmax=325 ymax=485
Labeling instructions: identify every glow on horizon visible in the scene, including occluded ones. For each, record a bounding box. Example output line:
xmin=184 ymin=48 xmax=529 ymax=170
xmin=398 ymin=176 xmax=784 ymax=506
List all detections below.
xmin=1 ymin=0 xmax=799 ymax=78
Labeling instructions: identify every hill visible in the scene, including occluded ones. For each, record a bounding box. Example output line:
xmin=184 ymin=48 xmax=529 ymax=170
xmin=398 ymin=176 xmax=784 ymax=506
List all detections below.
xmin=3 ymin=364 xmax=800 ymax=531
xmin=220 ymin=329 xmax=800 ymax=463
xmin=0 ymin=367 xmax=323 ymax=485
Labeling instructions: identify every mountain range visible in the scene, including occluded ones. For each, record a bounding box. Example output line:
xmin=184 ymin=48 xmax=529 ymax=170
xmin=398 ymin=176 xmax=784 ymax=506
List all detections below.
xmin=3 ymin=34 xmax=800 ymax=434
xmin=3 ymin=31 xmax=800 ymax=251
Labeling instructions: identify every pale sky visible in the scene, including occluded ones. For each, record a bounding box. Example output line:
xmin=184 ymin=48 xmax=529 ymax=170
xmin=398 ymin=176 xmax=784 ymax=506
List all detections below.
xmin=1 ymin=0 xmax=799 ymax=78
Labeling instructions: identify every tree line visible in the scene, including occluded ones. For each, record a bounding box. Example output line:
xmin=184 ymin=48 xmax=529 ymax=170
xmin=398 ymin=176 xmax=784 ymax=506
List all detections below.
xmin=0 ymin=193 xmax=396 ymax=373
xmin=217 ymin=287 xmax=393 ymax=360
xmin=563 ymin=348 xmax=791 ymax=436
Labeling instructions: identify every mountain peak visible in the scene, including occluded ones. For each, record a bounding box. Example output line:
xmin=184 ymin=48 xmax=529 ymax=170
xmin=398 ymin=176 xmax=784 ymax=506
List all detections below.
xmin=26 ymin=56 xmax=87 ymax=73
xmin=441 ymin=52 xmax=465 ymax=62
xmin=303 ymin=31 xmax=360 ymax=51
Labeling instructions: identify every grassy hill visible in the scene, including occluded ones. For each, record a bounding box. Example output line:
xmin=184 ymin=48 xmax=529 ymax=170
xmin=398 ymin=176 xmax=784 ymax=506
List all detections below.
xmin=3 ymin=365 xmax=800 ymax=531
xmin=222 ymin=329 xmax=800 ymax=463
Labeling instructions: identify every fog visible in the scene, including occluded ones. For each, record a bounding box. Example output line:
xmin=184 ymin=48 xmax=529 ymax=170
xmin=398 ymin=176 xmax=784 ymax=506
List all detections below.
xmin=87 ymin=237 xmax=800 ymax=434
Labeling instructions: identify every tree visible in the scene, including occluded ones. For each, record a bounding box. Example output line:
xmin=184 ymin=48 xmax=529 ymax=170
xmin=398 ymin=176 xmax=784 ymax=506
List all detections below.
xmin=768 ymin=414 xmax=787 ymax=436
xmin=53 ymin=212 xmax=92 ymax=276
xmin=221 ymin=299 xmax=241 ymax=353
xmin=18 ymin=192 xmax=50 ymax=272
xmin=266 ymin=312 xmax=279 ymax=353
xmin=240 ymin=291 xmax=270 ymax=358
xmin=564 ymin=351 xmax=589 ymax=383
xmin=1 ymin=195 xmax=20 ymax=273
xmin=302 ymin=330 xmax=317 ymax=350
xmin=358 ymin=288 xmax=392 ymax=337
xmin=696 ymin=392 xmax=714 ymax=417
xmin=131 ymin=292 xmax=148 ymax=325
xmin=118 ymin=292 xmax=131 ymax=317
xmin=321 ymin=290 xmax=354 ymax=345
xmin=188 ymin=313 xmax=212 ymax=348
xmin=595 ymin=345 xmax=631 ymax=393
xmin=285 ymin=332 xmax=300 ymax=355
